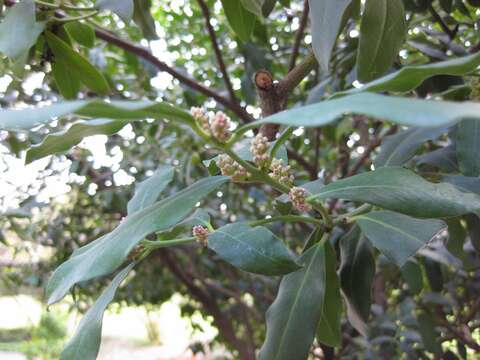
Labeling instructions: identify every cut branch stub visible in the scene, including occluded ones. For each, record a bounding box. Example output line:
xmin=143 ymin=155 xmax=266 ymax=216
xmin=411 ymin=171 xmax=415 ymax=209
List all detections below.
xmin=254 ymin=70 xmax=282 ymax=140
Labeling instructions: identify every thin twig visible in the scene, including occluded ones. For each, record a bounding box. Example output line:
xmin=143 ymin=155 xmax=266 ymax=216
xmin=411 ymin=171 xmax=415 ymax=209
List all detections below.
xmin=196 ymin=0 xmax=238 ymax=102
xmin=288 ymin=0 xmax=310 ymax=72
xmin=428 ymin=4 xmax=456 ymax=40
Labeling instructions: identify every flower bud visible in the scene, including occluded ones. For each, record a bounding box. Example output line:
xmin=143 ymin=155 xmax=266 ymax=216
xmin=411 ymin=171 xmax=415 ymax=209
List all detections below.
xmin=211 ymin=111 xmax=231 ymax=141
xmin=190 ymin=107 xmax=211 ymax=133
xmin=250 ymin=134 xmax=270 ymax=167
xmin=217 ymin=154 xmax=249 ymax=181
xmin=269 ymin=158 xmax=294 ymax=186
xmin=193 ymin=225 xmax=209 ymax=246
xmin=289 ymin=187 xmax=312 ymax=213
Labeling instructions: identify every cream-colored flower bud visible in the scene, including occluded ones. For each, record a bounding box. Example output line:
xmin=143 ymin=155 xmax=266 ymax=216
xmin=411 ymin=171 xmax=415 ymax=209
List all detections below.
xmin=289 ymin=187 xmax=312 ymax=212
xmin=250 ymin=134 xmax=270 ymax=167
xmin=211 ymin=111 xmax=231 ymax=141
xmin=192 ymin=225 xmax=209 ymax=246
xmin=190 ymin=107 xmax=211 ymax=132
xmin=269 ymin=158 xmax=294 ymax=186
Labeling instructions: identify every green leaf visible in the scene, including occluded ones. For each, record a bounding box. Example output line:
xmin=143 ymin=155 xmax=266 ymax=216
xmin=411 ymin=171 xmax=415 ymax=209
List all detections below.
xmin=309 ymin=0 xmax=352 ymax=72
xmin=309 ymin=167 xmax=480 ymax=218
xmin=133 ymin=0 xmax=157 ymax=39
xmin=0 ymin=0 xmax=45 ymax=60
xmin=400 ymin=260 xmax=423 ymax=295
xmin=46 ymin=176 xmax=228 ymax=305
xmin=442 ymin=175 xmax=480 ymax=195
xmin=26 ymin=119 xmax=128 ymax=163
xmin=356 ymin=211 xmax=446 ymax=266
xmin=240 ymin=0 xmax=264 ymax=17
xmin=336 ymin=51 xmax=480 ymax=97
xmin=127 ymin=166 xmax=175 ymax=214
xmin=416 ymin=146 xmax=458 ymax=172
xmin=445 ymin=219 xmax=473 ymax=270
xmin=417 ymin=312 xmax=442 ymax=354
xmin=45 ymin=31 xmax=110 ymax=95
xmin=221 ymin=0 xmax=256 ymax=42
xmin=0 ymin=99 xmax=194 ymax=131
xmin=262 ymin=0 xmax=276 ymax=16
xmin=456 ymin=119 xmax=480 ymax=176
xmin=259 ymin=242 xmax=326 ymax=360
xmin=252 ymin=93 xmax=480 ymax=129
xmin=375 ymin=126 xmax=448 ymax=167
xmin=317 ymin=241 xmax=342 ymax=347
xmin=60 ymin=263 xmax=135 ymax=360
xmin=339 ymin=226 xmax=374 ymax=336
xmin=208 ymin=223 xmax=300 ymax=276
xmin=440 ymin=0 xmax=453 ymax=12
xmin=52 ymin=60 xmax=81 ymax=100
xmin=356 ymin=0 xmax=406 ymax=81
xmin=64 ymin=22 xmax=96 ymax=48
xmin=96 ymin=0 xmax=134 ymax=22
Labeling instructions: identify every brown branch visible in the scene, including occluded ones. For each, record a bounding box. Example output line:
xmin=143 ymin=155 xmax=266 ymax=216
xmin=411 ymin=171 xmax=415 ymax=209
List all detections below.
xmin=277 ymin=52 xmax=317 ymax=98
xmin=288 ymin=0 xmax=310 ymax=72
xmin=287 ymin=148 xmax=317 ymax=179
xmin=428 ymin=5 xmax=456 ymax=40
xmin=196 ymin=0 xmax=238 ymax=102
xmin=94 ymin=27 xmax=253 ymax=123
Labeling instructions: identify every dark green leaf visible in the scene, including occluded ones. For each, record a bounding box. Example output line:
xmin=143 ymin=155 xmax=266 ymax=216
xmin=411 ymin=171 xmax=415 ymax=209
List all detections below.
xmin=221 ymin=0 xmax=256 ymax=42
xmin=317 ymin=241 xmax=342 ymax=347
xmin=46 ymin=176 xmax=229 ymax=305
xmin=439 ymin=0 xmax=453 ymax=12
xmin=133 ymin=0 xmax=157 ymax=39
xmin=96 ymin=0 xmax=134 ymax=22
xmin=60 ymin=263 xmax=135 ymax=360
xmin=240 ymin=0 xmax=264 ymax=17
xmin=127 ymin=166 xmax=175 ymax=214
xmin=64 ymin=22 xmax=96 ymax=48
xmin=0 ymin=99 xmax=194 ymax=131
xmin=52 ymin=60 xmax=81 ymax=100
xmin=253 ymin=93 xmax=480 ymax=129
xmin=424 ymin=258 xmax=444 ymax=292
xmin=262 ymin=0 xmax=276 ymax=16
xmin=375 ymin=126 xmax=448 ymax=167
xmin=309 ymin=0 xmax=353 ymax=72
xmin=0 ymin=0 xmax=45 ymax=60
xmin=400 ymin=260 xmax=423 ymax=294
xmin=259 ymin=242 xmax=326 ymax=360
xmin=310 ymin=167 xmax=480 ymax=218
xmin=456 ymin=119 xmax=480 ymax=176
xmin=336 ymin=51 xmax=480 ymax=97
xmin=208 ymin=223 xmax=300 ymax=275
xmin=357 ymin=211 xmax=446 ymax=266
xmin=442 ymin=175 xmax=480 ymax=195
xmin=416 ymin=146 xmax=458 ymax=172
xmin=339 ymin=226 xmax=375 ymax=336
xmin=445 ymin=219 xmax=473 ymax=269
xmin=417 ymin=312 xmax=442 ymax=354
xmin=356 ymin=0 xmax=406 ymax=81
xmin=26 ymin=119 xmax=127 ymax=163
xmin=45 ymin=31 xmax=110 ymax=95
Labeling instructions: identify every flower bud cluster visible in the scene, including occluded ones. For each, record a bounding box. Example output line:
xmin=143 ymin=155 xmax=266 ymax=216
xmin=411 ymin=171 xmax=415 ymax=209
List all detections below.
xmin=269 ymin=158 xmax=294 ymax=186
xmin=289 ymin=187 xmax=312 ymax=213
xmin=470 ymin=78 xmax=480 ymax=101
xmin=190 ymin=107 xmax=232 ymax=141
xmin=192 ymin=225 xmax=209 ymax=246
xmin=250 ymin=134 xmax=270 ymax=167
xmin=217 ymin=154 xmax=248 ymax=181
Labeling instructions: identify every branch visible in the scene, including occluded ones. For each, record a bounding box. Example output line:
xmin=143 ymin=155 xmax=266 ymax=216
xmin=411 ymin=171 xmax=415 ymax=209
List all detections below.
xmin=428 ymin=4 xmax=456 ymax=40
xmin=288 ymin=0 xmax=310 ymax=71
xmin=94 ymin=27 xmax=253 ymax=123
xmin=196 ymin=0 xmax=238 ymax=102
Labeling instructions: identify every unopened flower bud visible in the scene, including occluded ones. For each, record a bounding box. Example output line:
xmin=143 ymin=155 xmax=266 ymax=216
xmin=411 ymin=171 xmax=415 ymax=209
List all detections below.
xmin=211 ymin=111 xmax=231 ymax=141
xmin=216 ymin=154 xmax=249 ymax=181
xmin=193 ymin=225 xmax=209 ymax=246
xmin=270 ymin=158 xmax=294 ymax=186
xmin=250 ymin=134 xmax=270 ymax=167
xmin=190 ymin=107 xmax=211 ymax=133
xmin=289 ymin=187 xmax=312 ymax=213
xmin=470 ymin=78 xmax=480 ymax=101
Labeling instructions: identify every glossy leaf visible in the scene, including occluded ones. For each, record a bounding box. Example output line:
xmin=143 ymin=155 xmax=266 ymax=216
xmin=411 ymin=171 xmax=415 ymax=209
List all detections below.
xmin=356 ymin=211 xmax=446 ymax=266
xmin=26 ymin=119 xmax=128 ymax=163
xmin=317 ymin=241 xmax=342 ymax=347
xmin=96 ymin=0 xmax=134 ymax=22
xmin=309 ymin=167 xmax=480 ymax=218
xmin=221 ymin=0 xmax=256 ymax=42
xmin=127 ymin=166 xmax=175 ymax=214
xmin=309 ymin=0 xmax=352 ymax=72
xmin=46 ymin=176 xmax=228 ymax=305
xmin=356 ymin=0 xmax=406 ymax=81
xmin=240 ymin=0 xmax=264 ymax=17
xmin=208 ymin=223 xmax=300 ymax=276
xmin=456 ymin=119 xmax=480 ymax=176
xmin=45 ymin=32 xmax=110 ymax=95
xmin=400 ymin=260 xmax=423 ymax=295
xmin=0 ymin=0 xmax=45 ymax=60
xmin=52 ymin=60 xmax=81 ymax=100
xmin=60 ymin=263 xmax=135 ymax=360
xmin=0 ymin=99 xmax=194 ymax=131
xmin=336 ymin=51 xmax=480 ymax=97
xmin=253 ymin=93 xmax=480 ymax=129
xmin=375 ymin=126 xmax=448 ymax=167
xmin=259 ymin=242 xmax=326 ymax=360
xmin=339 ymin=226 xmax=375 ymax=336
xmin=442 ymin=175 xmax=480 ymax=195
xmin=64 ymin=22 xmax=96 ymax=48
